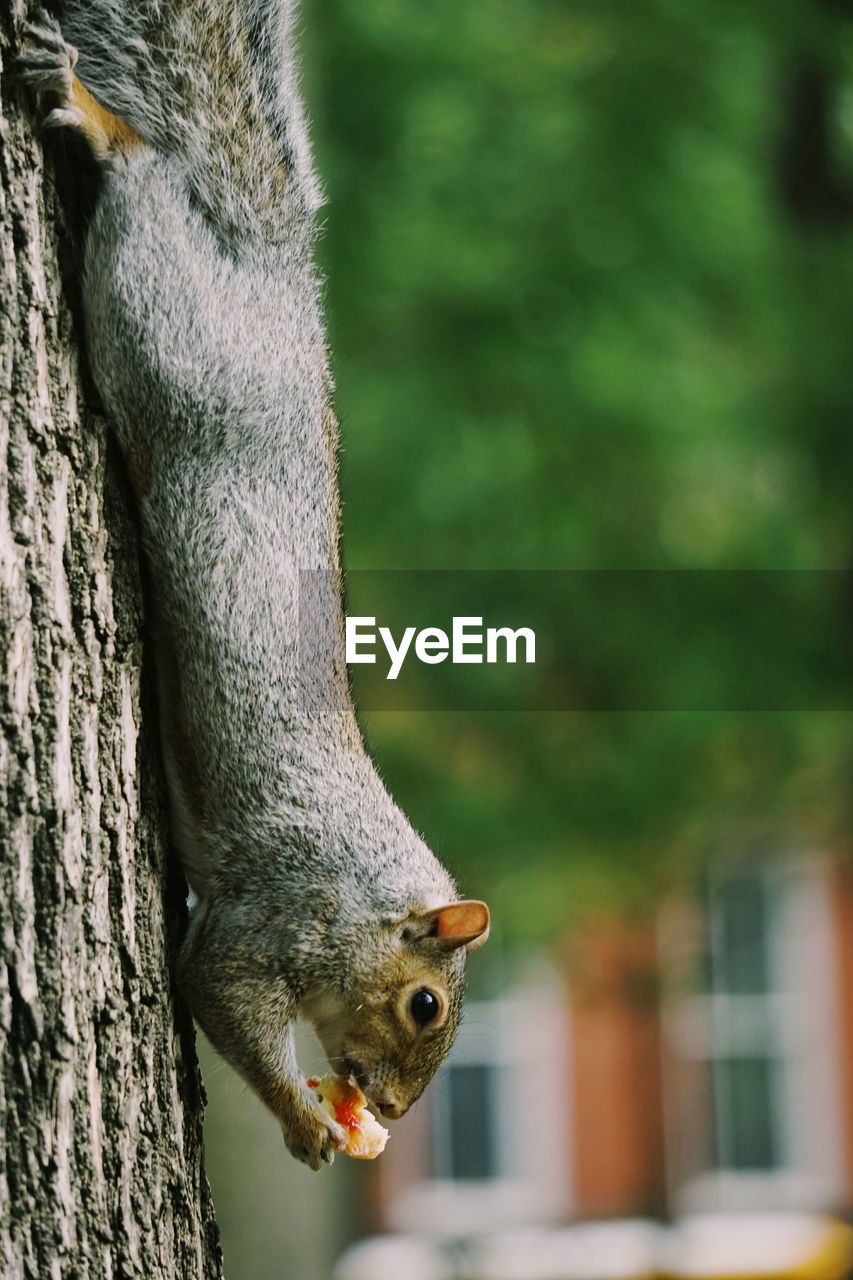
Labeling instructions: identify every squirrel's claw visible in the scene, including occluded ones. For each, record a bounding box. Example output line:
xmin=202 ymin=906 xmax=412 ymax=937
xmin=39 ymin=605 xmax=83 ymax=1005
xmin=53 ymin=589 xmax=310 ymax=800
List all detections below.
xmin=282 ymin=1102 xmax=346 ymax=1172
xmin=18 ymin=13 xmax=80 ymax=142
xmin=18 ymin=13 xmax=78 ymax=99
xmin=42 ymin=105 xmax=88 ymax=135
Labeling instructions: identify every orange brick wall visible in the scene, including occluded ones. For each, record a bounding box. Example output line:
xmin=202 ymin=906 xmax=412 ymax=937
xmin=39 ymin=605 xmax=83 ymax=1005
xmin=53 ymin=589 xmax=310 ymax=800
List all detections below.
xmin=567 ymin=921 xmax=667 ymax=1218
xmin=830 ymin=864 xmax=853 ymax=1207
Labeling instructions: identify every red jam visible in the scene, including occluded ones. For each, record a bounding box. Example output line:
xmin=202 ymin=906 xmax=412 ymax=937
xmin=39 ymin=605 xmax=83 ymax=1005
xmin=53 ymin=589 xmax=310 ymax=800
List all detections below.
xmin=333 ymin=1092 xmax=362 ymax=1132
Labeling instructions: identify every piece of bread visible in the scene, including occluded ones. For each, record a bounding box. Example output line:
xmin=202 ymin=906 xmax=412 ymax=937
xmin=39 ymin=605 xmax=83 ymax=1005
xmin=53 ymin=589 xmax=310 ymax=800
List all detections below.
xmin=307 ymin=1074 xmax=390 ymax=1159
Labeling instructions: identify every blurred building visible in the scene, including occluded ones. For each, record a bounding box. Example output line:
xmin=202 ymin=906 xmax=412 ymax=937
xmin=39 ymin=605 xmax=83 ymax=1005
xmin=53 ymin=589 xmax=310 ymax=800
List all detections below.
xmin=336 ymin=856 xmax=853 ymax=1279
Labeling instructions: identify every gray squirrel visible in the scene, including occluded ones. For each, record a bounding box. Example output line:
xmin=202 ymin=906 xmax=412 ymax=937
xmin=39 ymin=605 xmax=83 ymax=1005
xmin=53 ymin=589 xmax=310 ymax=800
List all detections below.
xmin=19 ymin=2 xmax=489 ymax=1170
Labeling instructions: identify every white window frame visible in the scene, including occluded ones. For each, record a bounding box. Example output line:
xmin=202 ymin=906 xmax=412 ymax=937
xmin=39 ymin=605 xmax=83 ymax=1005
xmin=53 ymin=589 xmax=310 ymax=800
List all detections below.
xmin=385 ymin=963 xmax=573 ymax=1236
xmin=663 ymin=858 xmax=846 ymax=1213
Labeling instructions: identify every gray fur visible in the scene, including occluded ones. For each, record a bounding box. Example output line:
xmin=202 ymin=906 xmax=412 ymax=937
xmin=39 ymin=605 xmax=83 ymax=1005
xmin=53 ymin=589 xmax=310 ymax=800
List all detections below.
xmin=19 ymin=5 xmax=488 ymax=1169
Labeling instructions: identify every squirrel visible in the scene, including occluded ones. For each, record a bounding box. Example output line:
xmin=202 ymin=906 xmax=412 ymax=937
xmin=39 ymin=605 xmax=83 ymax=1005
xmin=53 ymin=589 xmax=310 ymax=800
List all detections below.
xmin=18 ymin=4 xmax=490 ymax=1170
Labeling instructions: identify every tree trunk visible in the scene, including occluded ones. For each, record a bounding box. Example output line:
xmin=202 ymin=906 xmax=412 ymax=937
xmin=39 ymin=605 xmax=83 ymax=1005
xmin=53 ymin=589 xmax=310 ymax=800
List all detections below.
xmin=0 ymin=4 xmax=223 ymax=1276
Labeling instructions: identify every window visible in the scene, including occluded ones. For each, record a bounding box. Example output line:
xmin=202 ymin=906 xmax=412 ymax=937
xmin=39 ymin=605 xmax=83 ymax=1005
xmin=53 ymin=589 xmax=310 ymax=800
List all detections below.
xmin=663 ymin=860 xmax=847 ymax=1212
xmin=432 ymin=1061 xmax=503 ymax=1182
xmin=380 ymin=966 xmax=572 ymax=1234
xmin=706 ymin=872 xmax=782 ymax=1173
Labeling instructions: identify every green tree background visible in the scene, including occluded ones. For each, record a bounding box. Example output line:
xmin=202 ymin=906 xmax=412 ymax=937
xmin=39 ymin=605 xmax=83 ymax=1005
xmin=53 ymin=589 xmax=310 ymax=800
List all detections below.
xmin=303 ymin=0 xmax=853 ymax=944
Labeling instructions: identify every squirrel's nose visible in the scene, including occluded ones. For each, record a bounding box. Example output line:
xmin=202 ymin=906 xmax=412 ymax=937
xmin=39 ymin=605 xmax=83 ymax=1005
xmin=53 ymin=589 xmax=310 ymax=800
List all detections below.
xmin=377 ymin=1101 xmax=404 ymax=1120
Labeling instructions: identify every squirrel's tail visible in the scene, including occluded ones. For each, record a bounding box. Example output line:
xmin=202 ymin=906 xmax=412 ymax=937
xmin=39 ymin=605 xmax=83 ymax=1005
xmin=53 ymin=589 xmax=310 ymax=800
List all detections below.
xmin=62 ymin=0 xmax=322 ymax=241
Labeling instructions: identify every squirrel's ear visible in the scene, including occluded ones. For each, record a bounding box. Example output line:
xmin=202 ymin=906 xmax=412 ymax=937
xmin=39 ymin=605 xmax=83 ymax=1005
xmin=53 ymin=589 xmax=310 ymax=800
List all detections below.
xmin=413 ymin=901 xmax=490 ymax=952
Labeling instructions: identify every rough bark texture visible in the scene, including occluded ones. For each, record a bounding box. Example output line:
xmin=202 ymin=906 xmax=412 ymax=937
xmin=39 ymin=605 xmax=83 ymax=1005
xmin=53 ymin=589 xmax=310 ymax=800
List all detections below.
xmin=0 ymin=3 xmax=223 ymax=1276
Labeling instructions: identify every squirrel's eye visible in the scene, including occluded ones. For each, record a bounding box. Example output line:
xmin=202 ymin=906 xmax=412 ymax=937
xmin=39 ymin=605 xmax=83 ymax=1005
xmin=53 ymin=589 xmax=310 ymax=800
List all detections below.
xmin=409 ymin=988 xmax=440 ymax=1028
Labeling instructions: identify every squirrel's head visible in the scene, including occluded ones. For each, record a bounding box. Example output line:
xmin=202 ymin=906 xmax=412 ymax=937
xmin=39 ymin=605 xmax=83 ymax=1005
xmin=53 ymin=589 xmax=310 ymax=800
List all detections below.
xmin=308 ymin=900 xmax=490 ymax=1120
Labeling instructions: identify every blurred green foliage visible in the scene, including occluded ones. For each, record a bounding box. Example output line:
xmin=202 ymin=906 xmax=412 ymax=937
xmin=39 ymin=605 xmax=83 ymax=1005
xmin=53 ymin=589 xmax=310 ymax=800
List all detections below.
xmin=304 ymin=0 xmax=853 ymax=939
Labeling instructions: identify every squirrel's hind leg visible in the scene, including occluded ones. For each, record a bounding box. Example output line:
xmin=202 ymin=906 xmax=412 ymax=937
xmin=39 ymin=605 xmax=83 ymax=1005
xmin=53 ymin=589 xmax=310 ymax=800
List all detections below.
xmin=19 ymin=13 xmax=145 ymax=162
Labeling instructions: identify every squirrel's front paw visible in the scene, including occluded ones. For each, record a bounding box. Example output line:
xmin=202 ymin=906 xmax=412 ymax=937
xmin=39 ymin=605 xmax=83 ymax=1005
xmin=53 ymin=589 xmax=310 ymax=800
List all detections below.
xmin=18 ymin=11 xmax=78 ymax=107
xmin=282 ymin=1097 xmax=346 ymax=1171
xmin=18 ymin=11 xmax=139 ymax=160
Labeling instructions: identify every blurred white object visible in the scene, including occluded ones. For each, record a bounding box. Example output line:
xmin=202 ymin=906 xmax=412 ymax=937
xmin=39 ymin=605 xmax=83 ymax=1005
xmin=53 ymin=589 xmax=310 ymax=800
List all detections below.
xmin=664 ymin=1212 xmax=853 ymax=1279
xmin=334 ymin=1214 xmax=853 ymax=1280
xmin=467 ymin=1220 xmax=664 ymax=1279
xmin=331 ymin=1235 xmax=453 ymax=1280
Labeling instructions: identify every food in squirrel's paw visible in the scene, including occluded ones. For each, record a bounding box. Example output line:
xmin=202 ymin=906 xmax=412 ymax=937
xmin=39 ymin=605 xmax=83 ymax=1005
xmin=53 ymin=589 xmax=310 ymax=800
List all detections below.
xmin=307 ymin=1074 xmax=389 ymax=1159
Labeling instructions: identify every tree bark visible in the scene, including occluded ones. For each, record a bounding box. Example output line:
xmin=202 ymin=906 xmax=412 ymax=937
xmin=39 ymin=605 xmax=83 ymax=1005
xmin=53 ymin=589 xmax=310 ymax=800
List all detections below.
xmin=0 ymin=4 xmax=223 ymax=1276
